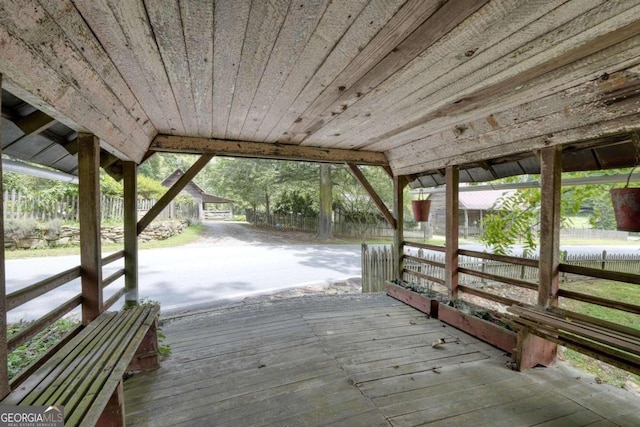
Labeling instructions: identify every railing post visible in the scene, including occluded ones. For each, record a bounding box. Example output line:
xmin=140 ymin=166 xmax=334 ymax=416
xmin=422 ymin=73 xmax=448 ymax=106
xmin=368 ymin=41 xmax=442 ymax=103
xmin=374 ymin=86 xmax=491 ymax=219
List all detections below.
xmin=123 ymin=162 xmax=138 ymax=308
xmin=78 ymin=133 xmax=103 ymax=325
xmin=539 ymin=145 xmax=562 ymax=308
xmin=393 ymin=175 xmax=408 ymax=280
xmin=445 ymin=166 xmax=460 ymax=299
xmin=0 ymin=73 xmax=10 ymax=398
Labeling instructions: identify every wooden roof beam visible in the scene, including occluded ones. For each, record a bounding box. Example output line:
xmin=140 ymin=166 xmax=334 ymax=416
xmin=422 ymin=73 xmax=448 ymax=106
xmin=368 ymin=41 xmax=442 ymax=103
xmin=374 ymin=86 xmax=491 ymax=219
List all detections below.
xmin=151 ymin=135 xmax=388 ymax=166
xmin=15 ymin=110 xmax=56 ymax=136
xmin=346 ymin=163 xmax=396 ymax=229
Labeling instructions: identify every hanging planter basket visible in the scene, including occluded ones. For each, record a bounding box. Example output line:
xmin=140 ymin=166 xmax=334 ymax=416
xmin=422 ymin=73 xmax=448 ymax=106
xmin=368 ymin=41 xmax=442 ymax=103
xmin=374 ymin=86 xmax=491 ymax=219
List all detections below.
xmin=611 ymin=138 xmax=640 ymax=232
xmin=610 ymin=187 xmax=640 ymax=232
xmin=411 ymin=190 xmax=431 ymax=222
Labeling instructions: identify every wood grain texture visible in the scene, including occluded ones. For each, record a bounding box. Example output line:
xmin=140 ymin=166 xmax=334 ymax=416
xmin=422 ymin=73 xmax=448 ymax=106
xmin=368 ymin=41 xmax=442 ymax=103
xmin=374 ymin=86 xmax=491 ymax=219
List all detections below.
xmin=123 ymin=162 xmax=138 ymax=306
xmin=225 ymin=0 xmax=290 ymax=139
xmin=445 ymin=166 xmax=459 ymax=299
xmin=538 ymin=146 xmax=562 ymax=308
xmin=347 ymin=163 xmax=396 ymax=228
xmin=265 ymin=0 xmax=408 ymax=143
xmin=145 ymin=0 xmax=199 ymax=134
xmin=211 ymin=0 xmax=251 ymax=138
xmin=151 ymin=135 xmax=389 ymax=165
xmin=251 ymin=0 xmax=370 ymax=141
xmin=73 ymin=0 xmax=184 ymax=135
xmin=123 ymin=295 xmax=640 ymax=426
xmin=0 ymin=73 xmax=8 ymax=399
xmin=78 ymin=133 xmax=103 ymax=325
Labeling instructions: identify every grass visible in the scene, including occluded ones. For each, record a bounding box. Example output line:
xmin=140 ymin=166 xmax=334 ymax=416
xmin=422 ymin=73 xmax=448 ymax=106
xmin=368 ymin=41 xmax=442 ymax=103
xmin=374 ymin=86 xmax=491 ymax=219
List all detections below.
xmin=4 ymin=223 xmax=205 ymax=259
xmin=560 ymin=278 xmax=640 ymax=388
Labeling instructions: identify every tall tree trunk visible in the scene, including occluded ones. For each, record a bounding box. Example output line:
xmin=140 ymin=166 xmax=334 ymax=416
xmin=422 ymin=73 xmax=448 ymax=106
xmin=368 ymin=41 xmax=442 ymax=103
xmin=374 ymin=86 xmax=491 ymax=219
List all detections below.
xmin=265 ymin=192 xmax=270 ymax=215
xmin=317 ymin=164 xmax=333 ymax=240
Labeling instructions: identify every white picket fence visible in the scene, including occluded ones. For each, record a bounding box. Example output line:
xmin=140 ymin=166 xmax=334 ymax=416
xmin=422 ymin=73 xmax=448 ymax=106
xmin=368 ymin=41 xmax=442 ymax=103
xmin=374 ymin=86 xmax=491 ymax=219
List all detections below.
xmin=361 ymin=244 xmax=395 ymax=293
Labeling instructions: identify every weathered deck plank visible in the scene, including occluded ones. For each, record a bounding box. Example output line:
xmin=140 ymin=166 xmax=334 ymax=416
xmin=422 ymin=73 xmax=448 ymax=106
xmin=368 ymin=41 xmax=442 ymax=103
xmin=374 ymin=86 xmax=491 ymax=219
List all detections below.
xmin=124 ymin=294 xmax=640 ymax=426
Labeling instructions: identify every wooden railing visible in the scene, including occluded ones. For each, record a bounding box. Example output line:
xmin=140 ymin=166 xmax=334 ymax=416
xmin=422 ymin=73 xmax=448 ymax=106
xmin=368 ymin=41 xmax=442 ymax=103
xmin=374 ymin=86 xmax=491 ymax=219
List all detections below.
xmin=6 ymin=250 xmax=126 ymax=386
xmin=400 ymin=241 xmax=640 ymax=318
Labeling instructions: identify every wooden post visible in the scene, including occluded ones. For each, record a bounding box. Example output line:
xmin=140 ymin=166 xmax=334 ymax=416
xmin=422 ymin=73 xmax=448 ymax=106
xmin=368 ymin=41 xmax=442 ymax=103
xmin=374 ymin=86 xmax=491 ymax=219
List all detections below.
xmin=78 ymin=133 xmax=103 ymax=325
xmin=445 ymin=166 xmax=459 ymax=299
xmin=123 ymin=162 xmax=138 ymax=308
xmin=393 ymin=175 xmax=408 ymax=280
xmin=539 ymin=145 xmax=562 ymax=308
xmin=0 ymin=73 xmax=10 ymax=399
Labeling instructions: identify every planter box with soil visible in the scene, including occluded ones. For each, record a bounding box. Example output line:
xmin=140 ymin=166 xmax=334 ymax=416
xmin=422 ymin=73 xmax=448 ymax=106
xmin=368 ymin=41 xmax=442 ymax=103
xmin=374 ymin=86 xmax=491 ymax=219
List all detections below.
xmin=438 ymin=302 xmax=517 ymax=354
xmin=385 ymin=281 xmax=440 ymax=317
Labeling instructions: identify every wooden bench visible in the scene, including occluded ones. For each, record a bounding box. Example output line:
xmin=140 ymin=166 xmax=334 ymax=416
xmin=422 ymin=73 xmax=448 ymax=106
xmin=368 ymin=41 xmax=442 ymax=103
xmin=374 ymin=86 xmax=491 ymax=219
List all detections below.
xmin=507 ymin=305 xmax=640 ymax=376
xmin=1 ymin=304 xmax=160 ymax=426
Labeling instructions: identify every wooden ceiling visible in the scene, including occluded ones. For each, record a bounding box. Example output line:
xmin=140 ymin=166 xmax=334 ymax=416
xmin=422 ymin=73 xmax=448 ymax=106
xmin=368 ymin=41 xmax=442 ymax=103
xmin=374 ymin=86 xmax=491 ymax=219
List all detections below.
xmin=1 ymin=0 xmax=640 ymax=179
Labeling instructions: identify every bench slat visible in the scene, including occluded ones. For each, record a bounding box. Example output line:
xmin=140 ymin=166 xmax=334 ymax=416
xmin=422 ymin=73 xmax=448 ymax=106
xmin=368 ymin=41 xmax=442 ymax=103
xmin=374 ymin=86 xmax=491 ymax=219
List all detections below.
xmin=517 ymin=321 xmax=640 ymax=376
xmin=1 ymin=305 xmax=160 ymax=427
xmin=62 ymin=307 xmax=152 ymax=420
xmin=41 ymin=308 xmax=144 ymax=410
xmin=75 ymin=308 xmax=159 ymax=426
xmin=27 ymin=310 xmax=136 ymax=406
xmin=2 ymin=313 xmax=115 ymax=405
xmin=508 ymin=310 xmax=640 ymax=354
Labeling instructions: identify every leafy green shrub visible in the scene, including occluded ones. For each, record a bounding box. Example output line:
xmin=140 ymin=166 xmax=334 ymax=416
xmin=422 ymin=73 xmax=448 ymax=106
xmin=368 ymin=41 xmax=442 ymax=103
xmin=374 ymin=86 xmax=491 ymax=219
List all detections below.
xmin=4 ymin=218 xmax=39 ymax=243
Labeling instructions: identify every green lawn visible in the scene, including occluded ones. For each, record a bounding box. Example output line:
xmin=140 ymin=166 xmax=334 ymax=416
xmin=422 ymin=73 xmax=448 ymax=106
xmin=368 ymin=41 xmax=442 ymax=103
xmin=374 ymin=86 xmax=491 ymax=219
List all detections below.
xmin=561 ymin=278 xmax=640 ymax=388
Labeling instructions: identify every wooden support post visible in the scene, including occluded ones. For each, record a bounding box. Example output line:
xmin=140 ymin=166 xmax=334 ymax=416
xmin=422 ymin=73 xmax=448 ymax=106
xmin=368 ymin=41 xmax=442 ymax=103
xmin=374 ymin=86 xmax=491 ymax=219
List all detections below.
xmin=539 ymin=145 xmax=562 ymax=308
xmin=0 ymin=73 xmax=10 ymax=399
xmin=445 ymin=166 xmax=459 ymax=299
xmin=347 ymin=163 xmax=396 ymax=229
xmin=123 ymin=162 xmax=138 ymax=308
xmin=78 ymin=133 xmax=103 ymax=325
xmin=137 ymin=154 xmax=213 ymax=234
xmin=393 ymin=175 xmax=408 ymax=280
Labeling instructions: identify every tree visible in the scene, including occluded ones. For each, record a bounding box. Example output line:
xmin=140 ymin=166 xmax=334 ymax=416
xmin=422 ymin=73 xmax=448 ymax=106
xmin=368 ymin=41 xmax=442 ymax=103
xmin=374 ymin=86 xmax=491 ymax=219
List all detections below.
xmin=480 ymin=170 xmax=633 ymax=254
xmin=316 ymin=164 xmax=333 ymax=240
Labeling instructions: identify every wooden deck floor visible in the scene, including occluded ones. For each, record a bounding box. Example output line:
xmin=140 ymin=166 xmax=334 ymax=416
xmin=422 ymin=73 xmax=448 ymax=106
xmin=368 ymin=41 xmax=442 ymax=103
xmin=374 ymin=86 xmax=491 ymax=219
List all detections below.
xmin=124 ymin=294 xmax=640 ymax=426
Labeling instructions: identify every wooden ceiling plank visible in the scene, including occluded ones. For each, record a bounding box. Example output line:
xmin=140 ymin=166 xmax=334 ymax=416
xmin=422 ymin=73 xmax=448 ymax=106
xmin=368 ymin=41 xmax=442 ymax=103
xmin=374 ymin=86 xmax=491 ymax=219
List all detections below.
xmin=345 ymin=1 xmax=640 ymax=151
xmin=180 ymin=0 xmax=214 ymax=137
xmin=145 ymin=0 xmax=199 ymax=134
xmin=384 ymin=31 xmax=640 ymax=164
xmin=0 ymin=26 xmax=145 ymax=162
xmin=394 ymin=108 xmax=640 ymax=176
xmin=290 ymin=0 xmax=488 ymax=145
xmin=264 ymin=0 xmax=407 ymax=143
xmin=240 ymin=0 xmax=330 ymax=139
xmin=312 ymin=0 xmax=578 ymax=149
xmin=392 ymin=86 xmax=640 ymax=175
xmin=0 ymin=0 xmax=151 ymax=159
xmin=389 ymin=54 xmax=640 ymax=169
xmin=224 ymin=0 xmax=290 ymax=140
xmin=250 ymin=0 xmax=369 ymax=142
xmin=74 ymin=0 xmax=185 ymax=134
xmin=211 ymin=1 xmax=251 ymax=138
xmin=151 ymin=135 xmax=388 ymax=166
xmin=38 ymin=0 xmax=155 ymax=139
xmin=373 ymin=30 xmax=640 ymax=153
xmin=321 ymin=0 xmax=621 ymax=150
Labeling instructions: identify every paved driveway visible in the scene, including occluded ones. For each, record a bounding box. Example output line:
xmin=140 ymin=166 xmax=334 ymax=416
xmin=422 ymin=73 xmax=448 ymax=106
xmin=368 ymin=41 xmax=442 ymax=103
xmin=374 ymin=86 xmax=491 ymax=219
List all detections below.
xmin=5 ymin=222 xmax=361 ymax=321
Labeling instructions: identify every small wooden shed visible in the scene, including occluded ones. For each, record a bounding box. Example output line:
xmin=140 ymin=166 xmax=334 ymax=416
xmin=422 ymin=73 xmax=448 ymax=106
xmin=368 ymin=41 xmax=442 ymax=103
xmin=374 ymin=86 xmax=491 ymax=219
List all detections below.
xmin=161 ymin=169 xmax=234 ymax=220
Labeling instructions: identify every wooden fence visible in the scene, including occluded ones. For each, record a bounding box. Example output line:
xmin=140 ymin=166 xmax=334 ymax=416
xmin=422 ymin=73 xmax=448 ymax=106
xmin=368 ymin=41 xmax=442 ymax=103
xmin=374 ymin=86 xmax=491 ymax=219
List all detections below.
xmin=3 ymin=190 xmax=199 ymax=222
xmin=361 ymin=244 xmax=395 ymax=292
xmin=362 ymin=246 xmax=640 ymax=293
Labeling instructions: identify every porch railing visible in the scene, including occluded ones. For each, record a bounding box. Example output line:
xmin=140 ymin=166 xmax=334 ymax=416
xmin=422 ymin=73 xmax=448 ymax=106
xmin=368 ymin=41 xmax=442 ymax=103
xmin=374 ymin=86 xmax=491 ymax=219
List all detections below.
xmin=5 ymin=250 xmax=126 ymax=387
xmin=363 ymin=241 xmax=640 ymax=320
